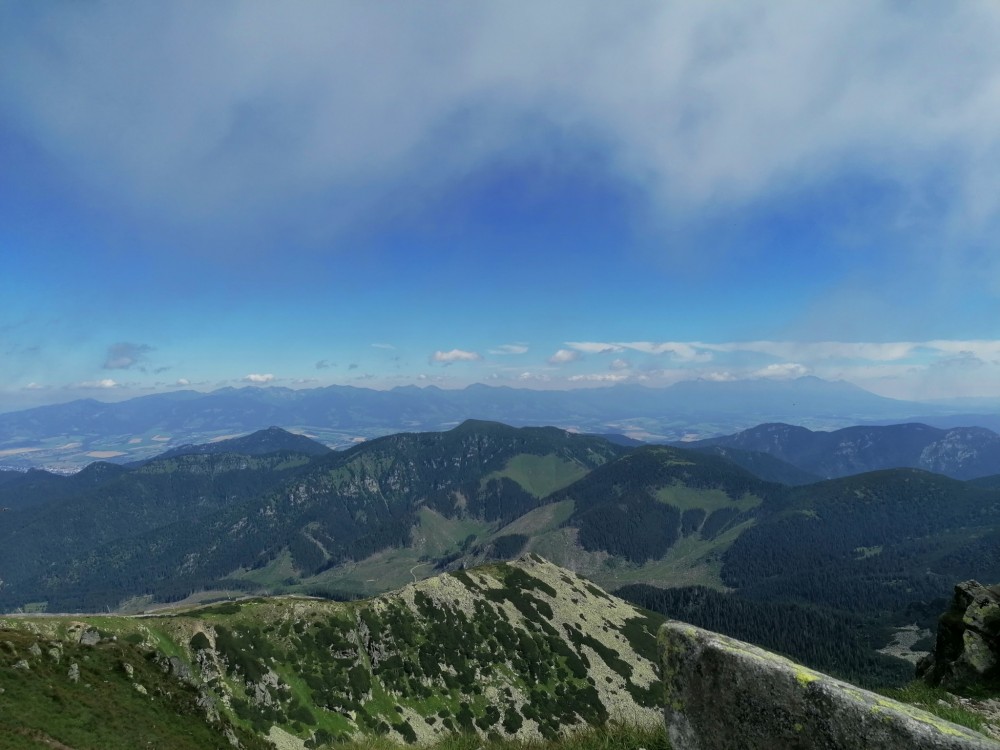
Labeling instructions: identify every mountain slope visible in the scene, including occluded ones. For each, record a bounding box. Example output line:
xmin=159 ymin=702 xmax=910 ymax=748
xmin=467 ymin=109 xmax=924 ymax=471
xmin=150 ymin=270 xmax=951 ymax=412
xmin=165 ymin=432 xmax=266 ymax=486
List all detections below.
xmin=0 ymin=422 xmax=627 ymax=611
xmin=686 ymin=422 xmax=1000 ymax=479
xmin=685 ymin=444 xmax=821 ymax=485
xmin=446 ymin=445 xmax=792 ymax=595
xmin=0 ymin=557 xmax=664 ymax=747
xmin=721 ymin=469 xmax=1000 ymax=613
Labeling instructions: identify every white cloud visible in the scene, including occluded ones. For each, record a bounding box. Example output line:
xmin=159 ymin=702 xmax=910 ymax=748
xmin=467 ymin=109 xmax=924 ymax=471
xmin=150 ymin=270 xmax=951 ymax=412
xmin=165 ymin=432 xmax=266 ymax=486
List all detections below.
xmin=488 ymin=344 xmax=529 ymax=355
xmin=371 ymin=343 xmax=395 ymax=350
xmin=610 ymin=358 xmax=630 ymax=371
xmin=431 ymin=349 xmax=481 ymax=364
xmin=548 ymin=349 xmax=581 ymax=365
xmin=175 ymin=378 xmax=190 ymax=386
xmin=566 ymin=341 xmax=711 ymax=362
xmin=750 ymin=363 xmax=811 ymax=379
xmin=76 ymin=378 xmax=120 ymax=389
xmin=22 ymin=382 xmax=45 ymax=390
xmin=565 ymin=342 xmax=625 ymax=354
xmin=243 ymin=373 xmax=275 ymax=383
xmin=568 ymin=373 xmax=630 ymax=383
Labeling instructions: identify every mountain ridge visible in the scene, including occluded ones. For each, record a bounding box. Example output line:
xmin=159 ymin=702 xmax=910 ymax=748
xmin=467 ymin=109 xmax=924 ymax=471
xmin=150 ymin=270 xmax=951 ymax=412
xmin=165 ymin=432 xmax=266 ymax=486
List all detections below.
xmin=683 ymin=421 xmax=1000 ymax=479
xmin=0 ymin=556 xmax=665 ymax=748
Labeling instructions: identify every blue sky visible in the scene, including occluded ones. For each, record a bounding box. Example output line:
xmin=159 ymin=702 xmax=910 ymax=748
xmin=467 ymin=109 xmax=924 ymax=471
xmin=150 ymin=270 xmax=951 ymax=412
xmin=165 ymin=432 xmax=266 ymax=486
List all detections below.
xmin=3 ymin=2 xmax=1000 ymax=412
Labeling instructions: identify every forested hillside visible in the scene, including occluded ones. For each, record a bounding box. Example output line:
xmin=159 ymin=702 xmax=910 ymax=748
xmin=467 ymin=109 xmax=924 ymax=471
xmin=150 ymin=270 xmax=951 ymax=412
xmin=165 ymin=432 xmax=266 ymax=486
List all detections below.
xmin=0 ymin=422 xmax=625 ymax=611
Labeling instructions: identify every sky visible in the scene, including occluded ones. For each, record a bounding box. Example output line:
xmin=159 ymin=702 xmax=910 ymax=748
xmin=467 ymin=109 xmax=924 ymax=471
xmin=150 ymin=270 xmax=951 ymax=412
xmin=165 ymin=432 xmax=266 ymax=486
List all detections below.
xmin=3 ymin=2 xmax=1000 ymax=413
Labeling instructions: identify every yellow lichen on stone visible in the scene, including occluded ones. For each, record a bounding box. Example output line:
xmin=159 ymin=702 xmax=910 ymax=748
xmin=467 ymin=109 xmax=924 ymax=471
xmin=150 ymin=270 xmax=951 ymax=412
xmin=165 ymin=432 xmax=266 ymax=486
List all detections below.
xmin=795 ymin=668 xmax=819 ymax=687
xmin=872 ymin=697 xmax=979 ymax=739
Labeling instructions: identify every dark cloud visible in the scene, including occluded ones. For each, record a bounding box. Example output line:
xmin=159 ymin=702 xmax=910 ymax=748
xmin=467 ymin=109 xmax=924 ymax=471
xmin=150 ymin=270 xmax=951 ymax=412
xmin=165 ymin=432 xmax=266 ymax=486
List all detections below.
xmin=315 ymin=359 xmax=335 ymax=369
xmin=104 ymin=342 xmax=153 ymax=370
xmin=348 ymin=363 xmax=359 ymax=370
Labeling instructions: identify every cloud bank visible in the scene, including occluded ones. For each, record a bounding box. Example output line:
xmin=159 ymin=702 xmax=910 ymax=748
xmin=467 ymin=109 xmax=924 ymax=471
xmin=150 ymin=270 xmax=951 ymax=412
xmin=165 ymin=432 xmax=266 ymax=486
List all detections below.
xmin=4 ymin=1 xmax=1000 ymax=279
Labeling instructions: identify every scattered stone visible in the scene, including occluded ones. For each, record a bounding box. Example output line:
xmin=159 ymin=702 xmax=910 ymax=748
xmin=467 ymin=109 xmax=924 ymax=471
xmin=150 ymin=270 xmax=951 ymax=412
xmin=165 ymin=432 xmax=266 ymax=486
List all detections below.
xmin=12 ymin=660 xmax=29 ymax=671
xmin=68 ymin=663 xmax=80 ymax=683
xmin=47 ymin=646 xmax=61 ymax=663
xmin=224 ymin=726 xmax=240 ymax=748
xmin=133 ymin=682 xmax=148 ymax=695
xmin=79 ymin=629 xmax=101 ymax=647
xmin=27 ymin=642 xmax=42 ymax=657
xmin=919 ymin=580 xmax=1000 ymax=691
xmin=123 ymin=662 xmax=134 ymax=678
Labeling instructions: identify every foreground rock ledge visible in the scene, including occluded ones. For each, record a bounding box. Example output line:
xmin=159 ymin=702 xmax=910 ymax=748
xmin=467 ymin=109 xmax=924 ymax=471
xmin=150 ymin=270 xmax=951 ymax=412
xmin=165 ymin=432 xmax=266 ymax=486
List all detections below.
xmin=659 ymin=621 xmax=999 ymax=750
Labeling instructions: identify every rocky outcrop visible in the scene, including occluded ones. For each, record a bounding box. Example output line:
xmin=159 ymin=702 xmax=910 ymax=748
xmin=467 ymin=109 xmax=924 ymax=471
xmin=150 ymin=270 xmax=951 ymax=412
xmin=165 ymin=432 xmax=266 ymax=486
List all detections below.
xmin=919 ymin=581 xmax=1000 ymax=691
xmin=660 ymin=621 xmax=998 ymax=749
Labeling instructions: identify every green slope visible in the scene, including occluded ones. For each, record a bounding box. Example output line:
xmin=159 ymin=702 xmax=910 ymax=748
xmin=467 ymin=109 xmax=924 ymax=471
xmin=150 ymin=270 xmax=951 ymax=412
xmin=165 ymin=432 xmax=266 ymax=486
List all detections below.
xmin=0 ymin=558 xmax=664 ymax=749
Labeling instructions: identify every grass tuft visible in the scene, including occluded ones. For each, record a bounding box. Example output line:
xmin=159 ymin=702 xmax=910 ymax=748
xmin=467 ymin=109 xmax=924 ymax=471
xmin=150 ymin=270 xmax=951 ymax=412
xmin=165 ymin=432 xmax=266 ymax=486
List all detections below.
xmin=881 ymin=681 xmax=988 ymax=734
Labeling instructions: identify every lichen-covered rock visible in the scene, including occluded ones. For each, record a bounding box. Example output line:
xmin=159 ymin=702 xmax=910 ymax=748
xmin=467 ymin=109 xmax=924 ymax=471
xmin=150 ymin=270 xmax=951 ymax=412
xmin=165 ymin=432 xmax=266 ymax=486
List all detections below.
xmin=661 ymin=620 xmax=998 ymax=750
xmin=919 ymin=581 xmax=1000 ymax=691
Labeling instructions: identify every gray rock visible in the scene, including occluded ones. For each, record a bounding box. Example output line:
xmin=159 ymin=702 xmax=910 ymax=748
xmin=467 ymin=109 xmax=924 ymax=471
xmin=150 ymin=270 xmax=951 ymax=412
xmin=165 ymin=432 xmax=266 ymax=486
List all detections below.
xmin=27 ymin=642 xmax=41 ymax=657
xmin=68 ymin=662 xmax=80 ymax=683
xmin=919 ymin=581 xmax=1000 ymax=691
xmin=79 ymin=629 xmax=101 ymax=646
xmin=660 ymin=620 xmax=998 ymax=750
xmin=155 ymin=653 xmax=195 ymax=683
xmin=169 ymin=655 xmax=193 ymax=682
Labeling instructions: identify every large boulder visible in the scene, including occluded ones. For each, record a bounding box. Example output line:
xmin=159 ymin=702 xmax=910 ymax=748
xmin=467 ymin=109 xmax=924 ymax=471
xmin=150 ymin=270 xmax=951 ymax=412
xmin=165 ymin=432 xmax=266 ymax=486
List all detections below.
xmin=919 ymin=581 xmax=1000 ymax=691
xmin=660 ymin=620 xmax=997 ymax=750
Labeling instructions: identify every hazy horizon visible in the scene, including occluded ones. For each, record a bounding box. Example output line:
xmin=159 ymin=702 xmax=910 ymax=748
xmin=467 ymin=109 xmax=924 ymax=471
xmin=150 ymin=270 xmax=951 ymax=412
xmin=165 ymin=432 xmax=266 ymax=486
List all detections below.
xmin=3 ymin=375 xmax=989 ymax=419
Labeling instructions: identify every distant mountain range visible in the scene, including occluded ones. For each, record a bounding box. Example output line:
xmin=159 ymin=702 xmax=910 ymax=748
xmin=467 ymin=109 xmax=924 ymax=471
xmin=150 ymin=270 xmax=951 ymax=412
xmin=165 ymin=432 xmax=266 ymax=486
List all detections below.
xmin=684 ymin=422 xmax=1000 ymax=480
xmin=0 ymin=377 xmax=984 ymax=471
